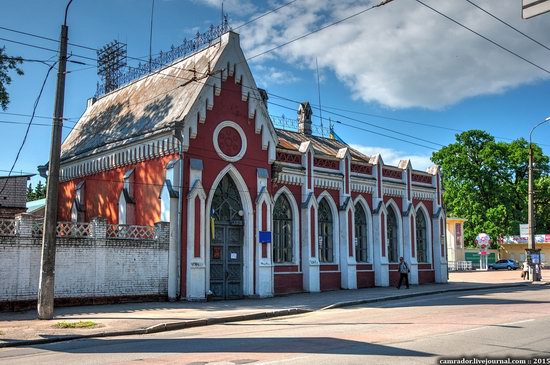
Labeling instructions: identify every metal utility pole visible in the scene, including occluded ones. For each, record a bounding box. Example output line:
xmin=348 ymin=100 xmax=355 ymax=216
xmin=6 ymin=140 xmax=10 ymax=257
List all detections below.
xmin=37 ymin=0 xmax=73 ymax=320
xmin=527 ymin=144 xmax=535 ymax=250
xmin=527 ymin=116 xmax=550 ymax=283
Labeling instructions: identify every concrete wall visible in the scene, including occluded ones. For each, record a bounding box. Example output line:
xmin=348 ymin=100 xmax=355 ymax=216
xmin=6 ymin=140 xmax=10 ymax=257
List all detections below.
xmin=0 ymin=215 xmax=169 ymax=305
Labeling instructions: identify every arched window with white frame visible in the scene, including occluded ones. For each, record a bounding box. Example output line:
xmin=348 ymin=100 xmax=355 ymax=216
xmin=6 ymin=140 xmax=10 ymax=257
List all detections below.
xmin=355 ymin=203 xmax=368 ymax=262
xmin=387 ymin=205 xmax=399 ymax=263
xmin=318 ymin=198 xmax=334 ymax=263
xmin=416 ymin=210 xmax=428 ymax=263
xmin=273 ymin=194 xmax=293 ymax=263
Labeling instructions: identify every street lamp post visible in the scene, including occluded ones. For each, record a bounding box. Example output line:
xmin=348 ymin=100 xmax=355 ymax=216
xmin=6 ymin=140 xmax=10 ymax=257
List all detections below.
xmin=527 ymin=116 xmax=550 ymax=283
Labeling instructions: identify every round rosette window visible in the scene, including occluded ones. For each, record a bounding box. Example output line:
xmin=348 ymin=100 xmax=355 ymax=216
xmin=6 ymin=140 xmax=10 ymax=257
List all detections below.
xmin=213 ymin=121 xmax=247 ymax=162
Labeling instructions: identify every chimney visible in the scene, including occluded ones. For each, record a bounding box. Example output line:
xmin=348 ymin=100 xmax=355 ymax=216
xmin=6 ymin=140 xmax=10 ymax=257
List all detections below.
xmin=298 ymin=101 xmax=312 ymax=135
xmin=258 ymin=88 xmax=269 ymax=110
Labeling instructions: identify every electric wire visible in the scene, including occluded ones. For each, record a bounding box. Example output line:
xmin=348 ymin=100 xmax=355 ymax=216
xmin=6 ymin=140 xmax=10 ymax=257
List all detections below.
xmin=233 ymin=0 xmax=299 ymax=30
xmin=464 ymin=0 xmax=550 ymax=53
xmin=415 ymin=0 xmax=550 ymax=75
xmin=0 ymin=61 xmax=57 ymax=196
xmin=247 ymin=0 xmax=395 ymax=61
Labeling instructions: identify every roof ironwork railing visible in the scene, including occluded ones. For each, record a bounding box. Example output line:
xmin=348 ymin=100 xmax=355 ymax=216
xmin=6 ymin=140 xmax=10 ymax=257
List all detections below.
xmin=95 ymin=18 xmax=230 ymax=97
xmin=270 ymin=114 xmax=330 ymax=137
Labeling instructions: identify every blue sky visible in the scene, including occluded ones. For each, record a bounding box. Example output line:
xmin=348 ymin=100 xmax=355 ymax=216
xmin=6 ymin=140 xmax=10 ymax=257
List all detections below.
xmin=1 ymin=0 xmax=550 ymax=187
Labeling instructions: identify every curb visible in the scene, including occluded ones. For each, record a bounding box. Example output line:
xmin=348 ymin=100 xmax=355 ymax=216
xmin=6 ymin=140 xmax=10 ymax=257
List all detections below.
xmin=0 ymin=283 xmax=537 ymax=349
xmin=319 ymin=283 xmax=529 ymax=310
xmin=0 ymin=308 xmax=311 ymax=349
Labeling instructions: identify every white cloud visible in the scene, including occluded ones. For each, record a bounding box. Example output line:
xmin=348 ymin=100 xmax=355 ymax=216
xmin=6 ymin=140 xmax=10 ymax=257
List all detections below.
xmin=350 ymin=144 xmax=433 ymax=171
xmin=237 ymin=0 xmax=550 ymax=109
xmin=252 ymin=65 xmax=300 ymax=86
xmin=194 ymin=0 xmax=257 ymax=16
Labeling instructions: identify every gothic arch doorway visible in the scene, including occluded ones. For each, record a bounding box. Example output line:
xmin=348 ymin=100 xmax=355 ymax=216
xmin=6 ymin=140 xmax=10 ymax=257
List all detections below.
xmin=209 ymin=174 xmax=244 ymax=299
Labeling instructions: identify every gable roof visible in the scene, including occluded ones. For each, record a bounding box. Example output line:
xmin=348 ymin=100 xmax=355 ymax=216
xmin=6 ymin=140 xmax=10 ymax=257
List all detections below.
xmin=276 ymin=129 xmax=370 ymax=163
xmin=61 ymin=35 xmax=230 ymax=162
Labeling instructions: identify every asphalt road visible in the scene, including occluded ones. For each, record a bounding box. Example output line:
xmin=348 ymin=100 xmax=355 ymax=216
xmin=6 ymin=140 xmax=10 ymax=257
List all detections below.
xmin=2 ymin=285 xmax=550 ymax=365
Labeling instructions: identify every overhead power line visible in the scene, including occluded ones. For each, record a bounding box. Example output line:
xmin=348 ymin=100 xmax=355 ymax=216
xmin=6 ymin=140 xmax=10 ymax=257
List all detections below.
xmin=233 ymin=0 xmax=299 ymax=30
xmin=465 ymin=0 xmax=550 ymax=53
xmin=247 ymin=0 xmax=395 ymax=61
xmin=0 ymin=61 xmax=57 ymax=196
xmin=415 ymin=0 xmax=550 ymax=75
xmin=0 ymin=111 xmax=77 ymax=121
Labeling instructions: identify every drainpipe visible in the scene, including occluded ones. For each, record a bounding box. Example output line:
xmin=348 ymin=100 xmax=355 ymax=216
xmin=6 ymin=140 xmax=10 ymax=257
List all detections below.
xmin=168 ymin=124 xmax=184 ymax=300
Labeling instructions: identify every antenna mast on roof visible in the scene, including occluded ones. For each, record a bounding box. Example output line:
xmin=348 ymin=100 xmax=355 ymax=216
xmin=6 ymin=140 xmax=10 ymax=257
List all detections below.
xmin=97 ymin=40 xmax=127 ymax=94
xmin=316 ymin=57 xmax=324 ymax=137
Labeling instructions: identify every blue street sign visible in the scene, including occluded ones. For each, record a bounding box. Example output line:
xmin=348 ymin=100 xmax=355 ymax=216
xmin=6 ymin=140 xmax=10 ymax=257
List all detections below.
xmin=259 ymin=231 xmax=271 ymax=243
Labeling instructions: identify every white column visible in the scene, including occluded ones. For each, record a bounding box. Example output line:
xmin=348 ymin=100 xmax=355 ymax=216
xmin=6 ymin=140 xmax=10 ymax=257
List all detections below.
xmin=301 ymin=198 xmax=320 ymax=292
xmin=255 ymin=168 xmax=273 ymax=298
xmin=186 ymin=159 xmax=207 ymax=300
xmin=339 ymin=207 xmax=357 ymax=289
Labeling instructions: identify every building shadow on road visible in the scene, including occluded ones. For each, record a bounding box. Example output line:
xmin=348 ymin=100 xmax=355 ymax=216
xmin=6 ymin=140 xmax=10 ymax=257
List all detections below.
xmin=27 ymin=337 xmax=435 ymax=357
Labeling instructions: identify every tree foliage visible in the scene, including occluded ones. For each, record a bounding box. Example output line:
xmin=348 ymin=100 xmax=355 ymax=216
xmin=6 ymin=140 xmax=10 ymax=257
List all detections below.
xmin=0 ymin=47 xmax=24 ymax=111
xmin=432 ymin=130 xmax=550 ymax=247
xmin=27 ymin=180 xmax=46 ymax=201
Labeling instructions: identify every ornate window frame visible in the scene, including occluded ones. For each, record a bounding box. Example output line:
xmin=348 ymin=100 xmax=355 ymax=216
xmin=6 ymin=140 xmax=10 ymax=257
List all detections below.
xmin=213 ymin=121 xmax=247 ymax=162
xmin=272 ymin=188 xmax=299 ymax=264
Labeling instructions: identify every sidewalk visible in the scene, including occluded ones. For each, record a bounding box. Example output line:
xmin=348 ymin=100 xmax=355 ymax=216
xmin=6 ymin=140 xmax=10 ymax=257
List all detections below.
xmin=0 ymin=272 xmax=546 ymax=348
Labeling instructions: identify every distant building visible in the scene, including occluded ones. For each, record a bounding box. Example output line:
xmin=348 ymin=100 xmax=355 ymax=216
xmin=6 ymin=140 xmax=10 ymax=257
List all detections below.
xmin=0 ymin=174 xmax=34 ymax=219
xmin=26 ymin=198 xmax=46 ymax=218
xmin=500 ymin=235 xmax=550 ymax=267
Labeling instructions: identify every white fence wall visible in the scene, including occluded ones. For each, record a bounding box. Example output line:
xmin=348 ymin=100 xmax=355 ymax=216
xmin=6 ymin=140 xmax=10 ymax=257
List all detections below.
xmin=0 ymin=214 xmax=169 ymax=304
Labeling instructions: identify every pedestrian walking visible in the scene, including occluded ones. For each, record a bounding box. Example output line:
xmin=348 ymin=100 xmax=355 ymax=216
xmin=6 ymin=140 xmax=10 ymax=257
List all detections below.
xmin=397 ymin=256 xmax=410 ymax=289
xmin=522 ymin=260 xmax=529 ymax=280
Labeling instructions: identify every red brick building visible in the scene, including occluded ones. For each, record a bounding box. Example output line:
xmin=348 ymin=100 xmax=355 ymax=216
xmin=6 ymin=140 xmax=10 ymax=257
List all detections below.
xmin=56 ymin=31 xmax=447 ymax=300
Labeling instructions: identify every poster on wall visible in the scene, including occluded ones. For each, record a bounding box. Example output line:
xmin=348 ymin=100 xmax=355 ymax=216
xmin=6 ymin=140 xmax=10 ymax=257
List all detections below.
xmin=455 ymin=223 xmax=462 ymax=247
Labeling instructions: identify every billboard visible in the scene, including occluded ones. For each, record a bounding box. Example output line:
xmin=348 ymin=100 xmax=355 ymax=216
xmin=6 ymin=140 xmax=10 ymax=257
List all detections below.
xmin=523 ymin=0 xmax=550 ymax=19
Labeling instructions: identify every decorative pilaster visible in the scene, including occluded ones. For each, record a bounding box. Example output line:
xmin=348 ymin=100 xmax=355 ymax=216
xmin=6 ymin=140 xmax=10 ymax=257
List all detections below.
xmin=371 ymin=154 xmax=389 ymax=286
xmin=299 ymin=141 xmax=320 ymax=292
xmin=398 ymin=159 xmax=418 ymax=284
xmin=337 ymin=148 xmax=356 ymax=289
xmin=255 ymin=167 xmax=273 ymax=298
xmin=186 ymin=158 xmax=207 ymax=300
xmin=428 ymin=165 xmax=447 ymax=283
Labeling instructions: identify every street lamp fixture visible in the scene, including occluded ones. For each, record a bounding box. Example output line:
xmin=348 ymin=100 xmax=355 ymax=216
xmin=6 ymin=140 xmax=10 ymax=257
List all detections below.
xmin=527 ymin=116 xmax=550 ymax=282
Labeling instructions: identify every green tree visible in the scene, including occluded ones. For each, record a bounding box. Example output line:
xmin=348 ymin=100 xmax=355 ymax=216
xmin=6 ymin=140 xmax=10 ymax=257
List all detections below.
xmin=0 ymin=47 xmax=24 ymax=110
xmin=432 ymin=130 xmax=549 ymax=247
xmin=26 ymin=183 xmax=35 ymax=201
xmin=34 ymin=180 xmax=46 ymax=199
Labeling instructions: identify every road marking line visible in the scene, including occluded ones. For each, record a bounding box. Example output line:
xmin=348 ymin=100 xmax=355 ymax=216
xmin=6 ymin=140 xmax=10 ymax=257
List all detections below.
xmin=440 ymin=318 xmax=535 ymax=336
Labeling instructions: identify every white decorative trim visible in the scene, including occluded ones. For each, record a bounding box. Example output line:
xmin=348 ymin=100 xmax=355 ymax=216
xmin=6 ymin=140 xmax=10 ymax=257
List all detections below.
xmin=314 ymin=177 xmax=341 ymax=190
xmin=273 ymin=187 xmax=301 ymax=266
xmin=383 ymin=187 xmax=404 ymax=197
xmin=205 ymin=164 xmax=254 ymax=296
xmin=351 ymin=183 xmax=374 ymax=194
xmin=273 ymin=172 xmax=303 ymax=186
xmin=316 ymin=191 xmax=340 ymax=266
xmin=414 ymin=202 xmax=433 ymax=264
xmin=353 ymin=195 xmax=374 ymax=264
xmin=212 ymin=120 xmax=248 ymax=163
xmin=412 ymin=191 xmax=435 ymax=200
xmin=384 ymin=198 xmax=404 ymax=263
xmin=60 ymin=134 xmax=179 ymax=181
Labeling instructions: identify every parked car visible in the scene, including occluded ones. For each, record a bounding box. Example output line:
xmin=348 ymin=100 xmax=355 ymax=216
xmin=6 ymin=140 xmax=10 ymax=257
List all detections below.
xmin=488 ymin=259 xmax=519 ymax=270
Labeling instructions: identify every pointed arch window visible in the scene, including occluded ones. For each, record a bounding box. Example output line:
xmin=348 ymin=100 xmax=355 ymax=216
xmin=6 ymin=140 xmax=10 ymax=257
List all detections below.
xmin=71 ymin=181 xmax=85 ymax=222
xmin=387 ymin=205 xmax=399 ymax=263
xmin=355 ymin=203 xmax=368 ymax=262
xmin=212 ymin=174 xmax=243 ymax=224
xmin=273 ymin=194 xmax=293 ymax=263
xmin=416 ymin=211 xmax=428 ymax=263
xmin=318 ymin=198 xmax=334 ymax=263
